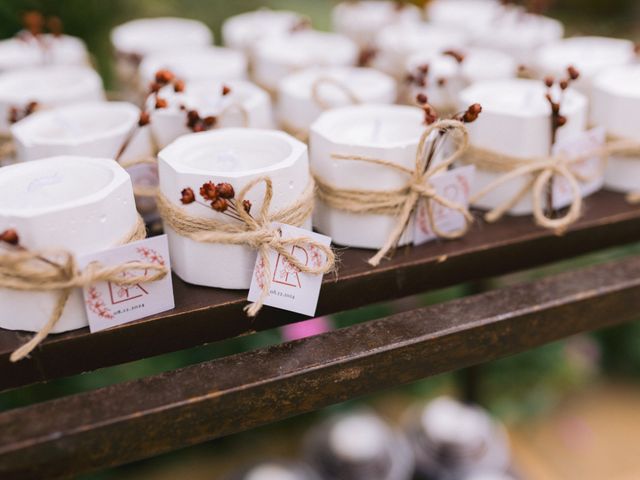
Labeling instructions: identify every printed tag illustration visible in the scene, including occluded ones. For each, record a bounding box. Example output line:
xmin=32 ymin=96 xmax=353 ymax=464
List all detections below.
xmin=247 ymin=223 xmax=331 ymax=316
xmin=78 ymin=235 xmax=174 ymax=332
xmin=413 ymin=165 xmax=475 ymax=246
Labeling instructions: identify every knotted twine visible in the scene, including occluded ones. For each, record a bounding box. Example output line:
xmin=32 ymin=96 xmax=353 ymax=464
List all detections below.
xmin=314 ymin=119 xmax=473 ymax=267
xmin=280 ymin=76 xmax=361 ymax=143
xmin=156 ymin=177 xmax=335 ymax=316
xmin=1 ymin=215 xmax=168 ymax=362
xmin=463 ymin=136 xmax=639 ymax=233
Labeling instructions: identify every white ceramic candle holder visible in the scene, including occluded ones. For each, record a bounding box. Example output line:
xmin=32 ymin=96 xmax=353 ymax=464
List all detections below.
xmin=426 ymin=0 xmax=502 ymax=33
xmin=149 ymin=80 xmax=274 ymax=150
xmin=534 ymin=36 xmax=635 ymax=99
xmin=277 ymin=66 xmax=397 ymax=137
xmin=0 ymin=156 xmax=139 ymax=333
xmin=222 ymin=9 xmax=305 ymax=56
xmin=110 ymin=17 xmax=213 ymax=93
xmin=139 ymin=46 xmax=248 ymax=88
xmin=332 ymin=1 xmax=422 ymax=48
xmin=310 ymin=104 xmax=428 ymax=249
xmin=158 ymin=128 xmax=310 ymax=289
xmin=252 ymin=30 xmax=359 ymax=93
xmin=0 ymin=35 xmax=89 ymax=73
xmin=405 ymin=47 xmax=517 ymax=112
xmin=459 ymin=79 xmax=590 ymax=215
xmin=373 ymin=23 xmax=468 ymax=79
xmin=0 ymin=65 xmax=104 ymax=135
xmin=592 ymin=64 xmax=640 ymax=193
xmin=472 ymin=10 xmax=563 ymax=65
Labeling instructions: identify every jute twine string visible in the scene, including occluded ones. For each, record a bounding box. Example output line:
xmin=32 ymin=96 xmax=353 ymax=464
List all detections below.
xmin=156 ymin=177 xmax=335 ymax=316
xmin=2 ymin=215 xmax=168 ymax=362
xmin=314 ymin=119 xmax=472 ymax=267
xmin=0 ymin=134 xmax=15 ymax=166
xmin=464 ymin=136 xmax=636 ymax=233
xmin=118 ymin=102 xmax=251 ymax=198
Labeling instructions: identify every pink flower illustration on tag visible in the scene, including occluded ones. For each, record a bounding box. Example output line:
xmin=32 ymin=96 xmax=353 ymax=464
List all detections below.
xmin=86 ymin=286 xmax=114 ymax=320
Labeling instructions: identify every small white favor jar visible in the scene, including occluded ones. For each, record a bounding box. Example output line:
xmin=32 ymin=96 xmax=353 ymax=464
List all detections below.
xmin=0 ymin=65 xmax=104 ymax=135
xmin=110 ymin=17 xmax=213 ymax=92
xmin=404 ymin=48 xmax=517 ymax=112
xmin=592 ymin=64 xmax=640 ymax=193
xmin=373 ymin=23 xmax=468 ymax=79
xmin=426 ymin=0 xmax=502 ymax=33
xmin=138 ymin=46 xmax=248 ymax=88
xmin=0 ymin=156 xmax=139 ymax=333
xmin=332 ymin=1 xmax=422 ymax=48
xmin=310 ymin=104 xmax=426 ymax=249
xmin=158 ymin=129 xmax=310 ymax=289
xmin=252 ymin=30 xmax=359 ymax=93
xmin=0 ymin=34 xmax=90 ymax=73
xmin=472 ymin=10 xmax=563 ymax=66
xmin=222 ymin=9 xmax=306 ymax=57
xmin=277 ymin=66 xmax=397 ymax=138
xmin=149 ymin=80 xmax=274 ymax=149
xmin=459 ymin=79 xmax=591 ymax=215
xmin=534 ymin=37 xmax=636 ymax=98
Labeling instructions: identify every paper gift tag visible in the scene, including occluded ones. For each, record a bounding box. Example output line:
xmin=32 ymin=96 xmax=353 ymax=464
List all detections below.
xmin=247 ymin=223 xmax=331 ymax=317
xmin=413 ymin=165 xmax=475 ymax=246
xmin=78 ymin=235 xmax=174 ymax=332
xmin=552 ymin=126 xmax=606 ymax=207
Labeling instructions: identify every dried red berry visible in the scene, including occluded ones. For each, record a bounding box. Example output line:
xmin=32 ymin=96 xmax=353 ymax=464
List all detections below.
xmin=200 ymin=182 xmax=218 ymax=201
xmin=0 ymin=229 xmax=19 ymax=246
xmin=544 ymin=76 xmax=554 ymax=88
xmin=242 ymin=199 xmax=252 ymax=214
xmin=180 ymin=188 xmax=195 ymax=205
xmin=442 ymin=49 xmax=465 ymax=64
xmin=418 ymin=64 xmax=429 ymax=75
xmin=149 ymin=81 xmax=162 ymax=94
xmin=138 ymin=111 xmax=150 ymax=126
xmin=462 ymin=103 xmax=482 ymax=123
xmin=559 ymin=79 xmax=569 ymax=90
xmin=203 ymin=116 xmax=217 ymax=127
xmin=216 ymin=183 xmax=235 ymax=199
xmin=556 ymin=115 xmax=567 ymax=127
xmin=567 ymin=65 xmax=580 ymax=81
xmin=416 ymin=93 xmax=428 ymax=105
xmin=23 ymin=11 xmax=44 ymax=36
xmin=155 ymin=98 xmax=168 ymax=109
xmin=155 ymin=69 xmax=174 ymax=85
xmin=437 ymin=77 xmax=447 ymax=87
xmin=211 ymin=197 xmax=228 ymax=212
xmin=222 ymin=85 xmax=232 ymax=96
xmin=173 ymin=79 xmax=185 ymax=93
xmin=47 ymin=16 xmax=63 ymax=37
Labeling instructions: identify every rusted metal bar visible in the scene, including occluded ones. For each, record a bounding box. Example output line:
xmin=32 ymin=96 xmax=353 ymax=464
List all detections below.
xmin=1 ymin=255 xmax=639 ymax=479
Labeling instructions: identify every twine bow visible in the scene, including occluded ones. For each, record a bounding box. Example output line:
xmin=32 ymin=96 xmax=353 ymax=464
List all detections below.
xmin=315 ymin=119 xmax=472 ymax=267
xmin=157 ymin=177 xmax=335 ymax=316
xmin=467 ymin=143 xmax=610 ymax=234
xmin=1 ymin=216 xmax=168 ymax=362
xmin=310 ymin=76 xmax=361 ymax=111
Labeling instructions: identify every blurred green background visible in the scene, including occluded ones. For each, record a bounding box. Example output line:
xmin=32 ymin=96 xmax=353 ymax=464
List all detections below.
xmin=1 ymin=1 xmax=640 ymax=478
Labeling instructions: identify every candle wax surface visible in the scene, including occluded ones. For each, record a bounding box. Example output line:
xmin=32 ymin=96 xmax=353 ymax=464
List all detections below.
xmin=222 ymin=9 xmax=303 ymax=51
xmin=139 ymin=47 xmax=247 ymax=84
xmin=174 ymin=133 xmax=294 ymax=174
xmin=314 ymin=105 xmax=423 ymax=147
xmin=377 ymin=23 xmax=468 ymax=56
xmin=0 ymin=160 xmax=114 ymax=211
xmin=427 ymin=0 xmax=502 ymax=29
xmin=0 ymin=35 xmax=88 ymax=71
xmin=593 ymin=64 xmax=640 ymax=99
xmin=535 ymin=36 xmax=635 ymax=79
xmin=111 ymin=17 xmax=212 ymax=56
xmin=461 ymin=79 xmax=584 ymax=117
xmin=255 ymin=30 xmax=357 ymax=67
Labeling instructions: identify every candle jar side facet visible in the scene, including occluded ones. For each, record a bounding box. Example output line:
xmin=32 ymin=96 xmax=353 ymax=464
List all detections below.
xmin=310 ymin=104 xmax=426 ymax=249
xmin=0 ymin=156 xmax=139 ymax=333
xmin=592 ymin=65 xmax=640 ymax=193
xmin=158 ymin=129 xmax=310 ymax=289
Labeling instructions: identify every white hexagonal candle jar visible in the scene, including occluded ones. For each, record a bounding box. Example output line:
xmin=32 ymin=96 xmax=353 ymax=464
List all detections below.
xmin=158 ymin=129 xmax=310 ymax=289
xmin=277 ymin=66 xmax=397 ymax=139
xmin=0 ymin=65 xmax=104 ymax=135
xmin=459 ymin=79 xmax=591 ymax=215
xmin=149 ymin=80 xmax=274 ymax=150
xmin=309 ymin=104 xmax=427 ymax=249
xmin=592 ymin=64 xmax=640 ymax=193
xmin=0 ymin=156 xmax=139 ymax=333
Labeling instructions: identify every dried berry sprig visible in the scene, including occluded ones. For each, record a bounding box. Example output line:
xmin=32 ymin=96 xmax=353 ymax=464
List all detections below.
xmin=542 ymin=65 xmax=580 ymax=216
xmin=415 ymin=94 xmax=482 ymax=171
xmin=357 ymin=46 xmax=378 ymax=67
xmin=8 ymin=101 xmax=38 ymax=124
xmin=180 ymin=182 xmax=252 ymax=222
xmin=184 ymin=84 xmax=232 ymax=133
xmin=16 ymin=11 xmax=65 ymax=59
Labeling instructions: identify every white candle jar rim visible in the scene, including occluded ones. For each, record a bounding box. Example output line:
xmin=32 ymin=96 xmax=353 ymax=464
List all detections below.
xmin=159 ymin=128 xmax=306 ymax=178
xmin=139 ymin=46 xmax=248 ymax=85
xmin=459 ymin=78 xmax=587 ymax=120
xmin=593 ymin=63 xmax=640 ymax=100
xmin=0 ymin=65 xmax=103 ymax=106
xmin=376 ymin=22 xmax=469 ymax=55
xmin=222 ymin=9 xmax=304 ymax=51
xmin=0 ymin=35 xmax=89 ymax=71
xmin=110 ymin=17 xmax=213 ymax=57
xmin=11 ymin=101 xmax=139 ymax=148
xmin=534 ymin=36 xmax=636 ymax=79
